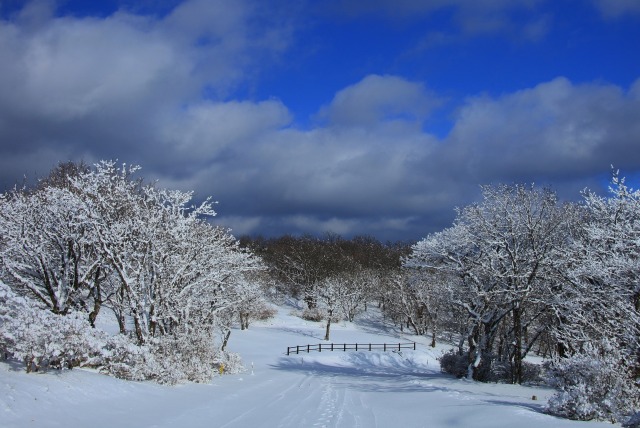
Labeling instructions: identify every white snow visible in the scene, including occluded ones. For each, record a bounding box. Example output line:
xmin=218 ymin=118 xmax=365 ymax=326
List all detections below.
xmin=0 ymin=306 xmax=617 ymax=428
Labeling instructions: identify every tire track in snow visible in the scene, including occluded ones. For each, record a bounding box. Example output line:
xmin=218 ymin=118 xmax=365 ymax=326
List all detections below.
xmin=277 ymin=372 xmax=345 ymax=428
xmin=215 ymin=373 xmax=316 ymax=428
xmin=311 ymin=377 xmax=339 ymax=428
xmin=275 ymin=372 xmax=331 ymax=428
xmin=343 ymin=389 xmax=377 ymax=428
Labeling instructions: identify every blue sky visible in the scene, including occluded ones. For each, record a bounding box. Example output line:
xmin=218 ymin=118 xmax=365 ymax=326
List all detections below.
xmin=1 ymin=0 xmax=639 ymax=240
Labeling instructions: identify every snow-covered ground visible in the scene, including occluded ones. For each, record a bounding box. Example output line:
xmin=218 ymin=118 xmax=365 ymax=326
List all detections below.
xmin=1 ymin=306 xmax=617 ymax=428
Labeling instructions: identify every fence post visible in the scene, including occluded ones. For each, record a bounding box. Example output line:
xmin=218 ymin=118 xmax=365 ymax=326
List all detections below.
xmin=384 ymin=343 xmax=386 ymax=351
xmin=319 ymin=343 xmax=321 ymax=353
xmin=413 ymin=342 xmax=416 ymax=350
xmin=287 ymin=347 xmax=290 ymax=356
xmin=369 ymin=343 xmax=371 ymax=351
xmin=331 ymin=343 xmax=334 ymax=351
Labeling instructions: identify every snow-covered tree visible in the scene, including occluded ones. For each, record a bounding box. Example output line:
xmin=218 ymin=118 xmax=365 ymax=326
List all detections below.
xmin=334 ymin=268 xmax=371 ymax=322
xmin=64 ymin=162 xmax=264 ymax=345
xmin=384 ymin=269 xmax=452 ymax=346
xmin=563 ymin=172 xmax=640 ymax=350
xmin=316 ymin=275 xmax=347 ymax=341
xmin=0 ymin=185 xmax=102 ymax=316
xmin=1 ymin=160 xmax=266 ymax=384
xmin=249 ymin=234 xmax=405 ymax=313
xmin=313 ymin=267 xmax=376 ymax=340
xmin=543 ymin=172 xmax=640 ymax=420
xmin=406 ymin=184 xmax=570 ymax=383
xmin=237 ymin=272 xmax=276 ymax=330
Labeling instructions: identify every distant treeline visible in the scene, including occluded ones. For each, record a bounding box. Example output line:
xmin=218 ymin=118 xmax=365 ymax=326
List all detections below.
xmin=239 ymin=233 xmax=410 ymax=308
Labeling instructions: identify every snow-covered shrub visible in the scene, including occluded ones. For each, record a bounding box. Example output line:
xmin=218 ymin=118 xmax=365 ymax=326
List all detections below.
xmin=0 ymin=282 xmax=105 ymax=372
xmin=487 ymin=359 xmax=543 ymax=384
xmin=98 ymin=326 xmax=241 ymax=385
xmin=214 ymin=350 xmax=245 ymax=375
xmin=485 ymin=358 xmax=509 ymax=382
xmin=439 ymin=349 xmax=468 ymax=378
xmin=239 ymin=296 xmax=277 ymax=329
xmin=149 ymin=328 xmax=218 ymax=384
xmin=518 ymin=361 xmax=543 ymax=384
xmin=92 ymin=333 xmax=159 ymax=381
xmin=438 ymin=349 xmax=523 ymax=382
xmin=544 ymin=341 xmax=639 ymax=423
xmin=624 ymin=412 xmax=640 ymax=428
xmin=0 ymin=281 xmax=224 ymax=384
xmin=301 ymin=308 xmax=325 ymax=322
xmin=251 ymin=301 xmax=278 ymax=321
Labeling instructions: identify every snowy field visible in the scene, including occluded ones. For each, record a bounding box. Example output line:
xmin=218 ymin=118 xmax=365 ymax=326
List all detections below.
xmin=1 ymin=306 xmax=617 ymax=428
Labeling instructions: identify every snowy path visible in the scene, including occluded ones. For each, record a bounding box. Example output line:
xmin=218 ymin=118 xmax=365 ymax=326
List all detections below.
xmin=1 ymin=309 xmax=617 ymax=427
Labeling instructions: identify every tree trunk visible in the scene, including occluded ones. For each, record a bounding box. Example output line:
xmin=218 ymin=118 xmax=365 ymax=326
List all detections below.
xmin=407 ymin=316 xmax=423 ymax=336
xmin=467 ymin=326 xmax=479 ymax=380
xmin=240 ymin=312 xmax=249 ymax=330
xmin=149 ymin=303 xmax=156 ymax=337
xmin=133 ymin=311 xmax=145 ymax=345
xmin=430 ymin=325 xmax=437 ymax=348
xmin=88 ymin=267 xmax=102 ymax=328
xmin=556 ymin=341 xmax=568 ymax=358
xmin=221 ymin=329 xmax=231 ymax=352
xmin=324 ymin=310 xmax=332 ymax=341
xmin=304 ymin=289 xmax=317 ymax=309
xmin=513 ymin=305 xmax=523 ymax=384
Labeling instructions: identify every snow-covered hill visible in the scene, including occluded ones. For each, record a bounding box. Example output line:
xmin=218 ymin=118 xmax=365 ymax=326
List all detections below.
xmin=1 ymin=306 xmax=617 ymax=428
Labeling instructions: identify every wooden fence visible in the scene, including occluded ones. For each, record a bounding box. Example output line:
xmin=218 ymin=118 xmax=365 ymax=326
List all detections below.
xmin=286 ymin=342 xmax=416 ymax=356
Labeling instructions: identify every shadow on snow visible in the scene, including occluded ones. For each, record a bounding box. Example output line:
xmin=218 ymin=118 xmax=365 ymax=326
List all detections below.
xmin=270 ymin=351 xmax=549 ymax=417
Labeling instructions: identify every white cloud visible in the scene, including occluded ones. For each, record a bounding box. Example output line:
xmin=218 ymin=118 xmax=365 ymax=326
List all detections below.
xmin=20 ymin=18 xmax=183 ymax=119
xmin=317 ymin=74 xmax=438 ymax=128
xmin=14 ymin=0 xmax=55 ymax=29
xmin=331 ymin=0 xmax=548 ymax=39
xmin=0 ymin=0 xmax=294 ymax=178
xmin=446 ymin=77 xmax=640 ymax=181
xmin=159 ymin=100 xmax=291 ymax=164
xmin=160 ymin=0 xmax=292 ymax=94
xmin=211 ymin=215 xmax=263 ymax=236
xmin=333 ymin=0 xmax=541 ymax=18
xmin=630 ymin=78 xmax=640 ymax=100
xmin=276 ymin=215 xmax=419 ymax=238
xmin=0 ymin=0 xmax=291 ymax=120
xmin=0 ymin=2 xmax=638 ymax=240
xmin=593 ymin=0 xmax=640 ymax=18
xmin=206 ymin=76 xmax=640 ymax=238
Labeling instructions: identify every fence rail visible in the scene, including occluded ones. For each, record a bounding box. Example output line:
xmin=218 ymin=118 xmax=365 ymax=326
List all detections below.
xmin=286 ymin=342 xmax=416 ymax=356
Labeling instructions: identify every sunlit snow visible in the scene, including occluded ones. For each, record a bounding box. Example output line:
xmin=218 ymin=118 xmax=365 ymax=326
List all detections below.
xmin=1 ymin=305 xmax=616 ymax=428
